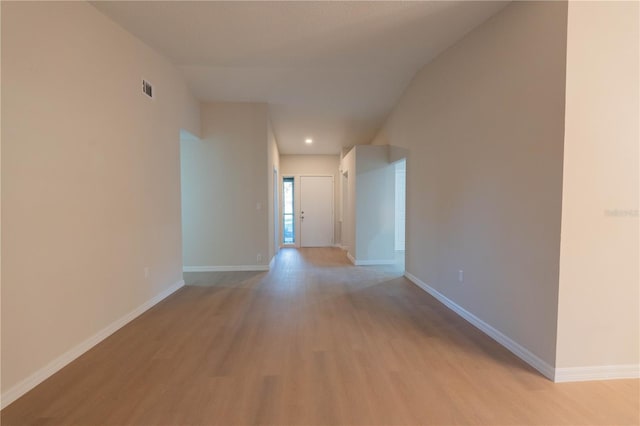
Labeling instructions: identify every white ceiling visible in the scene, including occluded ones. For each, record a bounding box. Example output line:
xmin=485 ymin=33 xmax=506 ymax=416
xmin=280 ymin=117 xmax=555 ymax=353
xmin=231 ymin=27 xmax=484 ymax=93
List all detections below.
xmin=92 ymin=1 xmax=508 ymax=154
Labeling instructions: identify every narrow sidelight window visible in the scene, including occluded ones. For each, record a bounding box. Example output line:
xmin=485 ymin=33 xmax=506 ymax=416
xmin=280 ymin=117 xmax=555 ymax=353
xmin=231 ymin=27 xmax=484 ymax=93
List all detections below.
xmin=283 ymin=177 xmax=295 ymax=244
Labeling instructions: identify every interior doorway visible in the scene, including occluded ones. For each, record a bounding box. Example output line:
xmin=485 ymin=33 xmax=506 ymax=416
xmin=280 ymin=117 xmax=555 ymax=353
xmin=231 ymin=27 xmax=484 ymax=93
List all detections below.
xmin=394 ymin=159 xmax=406 ymax=270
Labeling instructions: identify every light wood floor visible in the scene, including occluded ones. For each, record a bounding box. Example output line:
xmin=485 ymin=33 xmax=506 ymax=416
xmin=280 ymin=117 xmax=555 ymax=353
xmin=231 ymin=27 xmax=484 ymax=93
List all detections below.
xmin=2 ymin=248 xmax=638 ymax=425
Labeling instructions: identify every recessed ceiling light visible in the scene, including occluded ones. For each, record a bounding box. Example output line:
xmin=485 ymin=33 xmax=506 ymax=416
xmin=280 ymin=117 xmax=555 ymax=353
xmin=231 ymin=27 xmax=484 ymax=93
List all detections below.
xmin=305 ymin=138 xmax=313 ymax=144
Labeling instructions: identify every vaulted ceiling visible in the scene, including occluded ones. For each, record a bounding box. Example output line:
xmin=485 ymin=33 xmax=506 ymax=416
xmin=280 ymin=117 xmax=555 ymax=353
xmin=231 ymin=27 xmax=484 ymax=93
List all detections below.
xmin=92 ymin=1 xmax=508 ymax=154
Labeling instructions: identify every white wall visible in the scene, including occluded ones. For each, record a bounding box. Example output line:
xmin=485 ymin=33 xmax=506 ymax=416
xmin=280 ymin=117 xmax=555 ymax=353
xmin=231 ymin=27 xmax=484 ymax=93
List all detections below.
xmin=279 ymin=155 xmax=340 ymax=247
xmin=556 ymin=1 xmax=639 ymax=371
xmin=181 ymin=102 xmax=270 ymax=269
xmin=339 ymin=146 xmax=396 ymax=264
xmin=395 ymin=160 xmax=406 ymax=251
xmin=1 ymin=1 xmax=200 ymax=402
xmin=372 ymin=1 xmax=568 ymax=367
xmin=355 ymin=146 xmax=396 ymax=263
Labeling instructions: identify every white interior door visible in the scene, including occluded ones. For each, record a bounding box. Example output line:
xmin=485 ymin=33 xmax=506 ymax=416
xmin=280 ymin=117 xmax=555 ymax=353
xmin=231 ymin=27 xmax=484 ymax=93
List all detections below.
xmin=300 ymin=176 xmax=333 ymax=247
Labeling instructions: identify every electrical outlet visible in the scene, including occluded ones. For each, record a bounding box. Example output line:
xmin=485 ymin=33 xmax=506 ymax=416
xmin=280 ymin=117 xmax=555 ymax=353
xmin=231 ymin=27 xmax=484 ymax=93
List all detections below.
xmin=144 ymin=267 xmax=149 ymax=279
xmin=257 ymin=253 xmax=262 ymax=263
xmin=458 ymin=269 xmax=464 ymax=283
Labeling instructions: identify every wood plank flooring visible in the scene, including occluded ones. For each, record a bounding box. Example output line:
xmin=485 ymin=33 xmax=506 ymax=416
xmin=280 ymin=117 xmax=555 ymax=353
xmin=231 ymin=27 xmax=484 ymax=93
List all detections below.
xmin=2 ymin=248 xmax=638 ymax=425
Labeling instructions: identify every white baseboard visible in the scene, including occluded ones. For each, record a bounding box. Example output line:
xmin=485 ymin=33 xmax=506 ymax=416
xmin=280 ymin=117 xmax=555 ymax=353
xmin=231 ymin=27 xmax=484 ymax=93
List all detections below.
xmin=346 ymin=252 xmax=395 ymax=266
xmin=353 ymin=259 xmax=397 ymax=266
xmin=555 ymin=364 xmax=640 ymax=382
xmin=404 ymin=271 xmax=640 ymax=383
xmin=403 ymin=272 xmax=556 ymax=381
xmin=183 ymin=265 xmax=269 ymax=272
xmin=269 ymin=256 xmax=275 ymax=270
xmin=0 ymin=279 xmax=185 ymax=410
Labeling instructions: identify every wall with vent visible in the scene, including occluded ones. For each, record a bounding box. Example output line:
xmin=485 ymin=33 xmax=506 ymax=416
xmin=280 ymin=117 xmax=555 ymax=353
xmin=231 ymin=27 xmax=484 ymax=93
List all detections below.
xmin=1 ymin=1 xmax=200 ymax=404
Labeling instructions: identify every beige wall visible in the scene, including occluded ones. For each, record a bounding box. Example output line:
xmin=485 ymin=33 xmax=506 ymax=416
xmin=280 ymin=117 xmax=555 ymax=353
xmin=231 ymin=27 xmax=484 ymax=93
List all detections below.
xmin=372 ymin=1 xmax=568 ymax=366
xmin=556 ymin=1 xmax=639 ymax=369
xmin=181 ymin=102 xmax=270 ymax=268
xmin=1 ymin=0 xmax=199 ymax=399
xmin=279 ymin=155 xmax=340 ymax=247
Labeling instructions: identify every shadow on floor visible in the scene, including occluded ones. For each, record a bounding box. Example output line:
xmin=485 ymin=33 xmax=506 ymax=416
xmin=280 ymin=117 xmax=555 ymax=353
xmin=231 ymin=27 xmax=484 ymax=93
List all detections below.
xmin=184 ymin=270 xmax=266 ymax=287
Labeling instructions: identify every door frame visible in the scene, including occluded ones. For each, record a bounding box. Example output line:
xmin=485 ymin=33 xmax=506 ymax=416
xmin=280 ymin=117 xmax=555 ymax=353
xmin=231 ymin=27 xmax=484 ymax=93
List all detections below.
xmin=273 ymin=166 xmax=279 ymax=255
xmin=299 ymin=174 xmax=335 ymax=248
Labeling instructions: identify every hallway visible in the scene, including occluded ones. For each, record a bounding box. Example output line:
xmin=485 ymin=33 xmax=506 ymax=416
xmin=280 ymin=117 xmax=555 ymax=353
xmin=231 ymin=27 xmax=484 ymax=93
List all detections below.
xmin=2 ymin=248 xmax=638 ymax=425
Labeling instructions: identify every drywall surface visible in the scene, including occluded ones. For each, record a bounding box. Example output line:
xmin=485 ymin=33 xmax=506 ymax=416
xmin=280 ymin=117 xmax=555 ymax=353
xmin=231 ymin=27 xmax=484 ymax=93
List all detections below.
xmin=181 ymin=102 xmax=269 ymax=268
xmin=267 ymin=119 xmax=281 ymax=260
xmin=373 ymin=1 xmax=568 ymax=366
xmin=556 ymin=1 xmax=639 ymax=369
xmin=355 ymin=146 xmax=395 ymax=263
xmin=279 ymin=155 xmax=340 ymax=246
xmin=340 ymin=149 xmax=357 ymax=257
xmin=2 ymin=1 xmax=199 ymax=396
